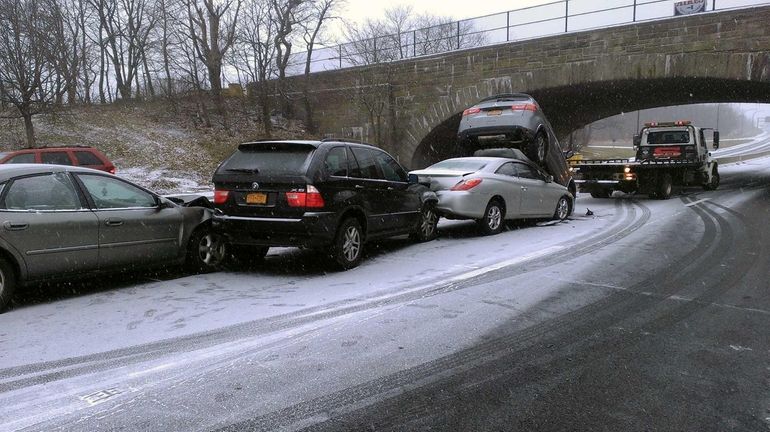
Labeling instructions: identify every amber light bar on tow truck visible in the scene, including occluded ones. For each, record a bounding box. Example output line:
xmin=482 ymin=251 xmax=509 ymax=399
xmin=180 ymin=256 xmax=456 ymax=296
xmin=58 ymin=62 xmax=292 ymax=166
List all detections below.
xmin=644 ymin=120 xmax=692 ymax=127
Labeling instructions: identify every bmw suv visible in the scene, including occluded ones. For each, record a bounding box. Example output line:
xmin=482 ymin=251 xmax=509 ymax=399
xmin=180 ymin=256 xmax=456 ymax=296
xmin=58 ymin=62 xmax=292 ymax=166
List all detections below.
xmin=211 ymin=139 xmax=439 ymax=269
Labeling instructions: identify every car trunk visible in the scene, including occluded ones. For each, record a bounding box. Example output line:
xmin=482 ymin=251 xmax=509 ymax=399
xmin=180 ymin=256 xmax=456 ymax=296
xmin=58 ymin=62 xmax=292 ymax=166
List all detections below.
xmin=213 ymin=143 xmax=316 ymax=218
xmin=409 ymin=168 xmax=476 ymax=191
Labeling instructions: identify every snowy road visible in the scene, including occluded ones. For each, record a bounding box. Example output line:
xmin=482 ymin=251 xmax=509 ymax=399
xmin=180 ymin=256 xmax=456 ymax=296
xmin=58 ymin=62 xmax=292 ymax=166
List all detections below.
xmin=2 ymin=154 xmax=770 ymax=430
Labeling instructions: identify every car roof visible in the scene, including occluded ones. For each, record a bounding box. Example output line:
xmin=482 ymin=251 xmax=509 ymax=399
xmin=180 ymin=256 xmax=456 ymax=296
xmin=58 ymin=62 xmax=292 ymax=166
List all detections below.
xmin=237 ymin=139 xmax=382 ymax=151
xmin=0 ymin=164 xmax=107 ymax=182
xmin=6 ymin=145 xmax=96 ymax=152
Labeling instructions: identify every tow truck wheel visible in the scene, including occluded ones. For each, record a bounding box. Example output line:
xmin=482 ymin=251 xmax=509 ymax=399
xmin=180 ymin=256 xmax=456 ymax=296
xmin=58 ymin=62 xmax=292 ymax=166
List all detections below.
xmin=656 ymin=173 xmax=673 ymax=200
xmin=703 ymin=165 xmax=720 ymax=191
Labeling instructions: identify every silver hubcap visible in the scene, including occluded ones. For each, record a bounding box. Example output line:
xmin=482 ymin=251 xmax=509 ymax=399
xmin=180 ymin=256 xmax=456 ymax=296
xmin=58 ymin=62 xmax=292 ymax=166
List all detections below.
xmin=487 ymin=205 xmax=502 ymax=231
xmin=198 ymin=233 xmax=226 ymax=266
xmin=557 ymin=198 xmax=569 ymax=220
xmin=421 ymin=208 xmax=437 ymax=238
xmin=342 ymin=226 xmax=361 ymax=262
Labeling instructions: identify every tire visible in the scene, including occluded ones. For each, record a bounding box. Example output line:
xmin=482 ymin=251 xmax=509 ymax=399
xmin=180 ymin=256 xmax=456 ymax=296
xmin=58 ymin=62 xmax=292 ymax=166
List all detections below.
xmin=410 ymin=202 xmax=439 ymax=242
xmin=656 ymin=173 xmax=673 ymax=200
xmin=703 ymin=165 xmax=720 ymax=191
xmin=228 ymin=245 xmax=269 ymax=268
xmin=331 ymin=218 xmax=364 ymax=270
xmin=0 ymin=257 xmax=17 ymax=313
xmin=477 ymin=199 xmax=505 ymax=236
xmin=553 ymin=196 xmax=571 ymax=221
xmin=527 ymin=132 xmax=548 ymax=165
xmin=590 ymin=189 xmax=611 ymax=199
xmin=186 ymin=227 xmax=227 ymax=273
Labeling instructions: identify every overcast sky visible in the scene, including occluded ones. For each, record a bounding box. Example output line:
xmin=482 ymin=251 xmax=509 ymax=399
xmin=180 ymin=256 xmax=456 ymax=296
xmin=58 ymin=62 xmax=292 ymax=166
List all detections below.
xmin=341 ymin=0 xmax=549 ymax=25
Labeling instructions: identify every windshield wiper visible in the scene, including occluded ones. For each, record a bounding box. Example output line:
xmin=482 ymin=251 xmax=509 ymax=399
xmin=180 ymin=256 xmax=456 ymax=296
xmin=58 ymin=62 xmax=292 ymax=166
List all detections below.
xmin=226 ymin=168 xmax=260 ymax=174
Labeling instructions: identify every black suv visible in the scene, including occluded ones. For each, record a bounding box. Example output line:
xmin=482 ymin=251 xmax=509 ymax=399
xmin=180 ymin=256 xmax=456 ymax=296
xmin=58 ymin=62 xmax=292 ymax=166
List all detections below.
xmin=211 ymin=140 xmax=439 ymax=269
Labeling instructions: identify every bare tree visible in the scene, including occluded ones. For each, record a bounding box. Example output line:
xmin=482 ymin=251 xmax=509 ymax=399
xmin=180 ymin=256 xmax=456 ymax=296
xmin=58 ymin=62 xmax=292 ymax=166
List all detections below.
xmin=0 ymin=0 xmax=57 ymax=146
xmin=184 ymin=0 xmax=241 ymax=124
xmin=271 ymin=0 xmax=306 ymax=116
xmin=300 ymin=0 xmax=343 ymax=133
xmin=88 ymin=0 xmax=156 ymax=100
xmin=232 ymin=0 xmax=276 ymax=134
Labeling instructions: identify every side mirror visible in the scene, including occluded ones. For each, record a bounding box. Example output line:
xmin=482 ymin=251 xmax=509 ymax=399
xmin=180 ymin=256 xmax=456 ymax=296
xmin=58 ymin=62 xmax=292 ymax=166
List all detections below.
xmin=408 ymin=173 xmax=419 ymax=185
xmin=633 ymin=134 xmax=641 ymax=150
xmin=545 ymin=175 xmax=554 ymax=183
xmin=713 ymin=131 xmax=720 ymax=150
xmin=157 ymin=197 xmax=177 ymax=209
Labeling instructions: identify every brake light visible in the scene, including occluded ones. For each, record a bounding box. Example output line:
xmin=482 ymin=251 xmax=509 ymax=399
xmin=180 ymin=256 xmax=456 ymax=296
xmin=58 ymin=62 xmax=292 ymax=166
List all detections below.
xmin=107 ymin=166 xmax=116 ymax=175
xmin=286 ymin=185 xmax=325 ymax=208
xmin=462 ymin=107 xmax=481 ymax=116
xmin=213 ymin=190 xmax=230 ymax=204
xmin=450 ymin=178 xmax=483 ymax=191
xmin=511 ymin=103 xmax=538 ymax=112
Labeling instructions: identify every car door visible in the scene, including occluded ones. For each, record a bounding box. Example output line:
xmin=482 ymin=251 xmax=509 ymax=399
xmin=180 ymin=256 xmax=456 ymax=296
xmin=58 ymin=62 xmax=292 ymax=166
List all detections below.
xmin=512 ymin=162 xmax=551 ymax=216
xmin=373 ymin=150 xmax=420 ymax=231
xmin=349 ymin=147 xmax=391 ymax=235
xmin=493 ymin=162 xmax=524 ymax=218
xmin=0 ymin=172 xmax=99 ymax=280
xmin=74 ymin=173 xmax=183 ymax=271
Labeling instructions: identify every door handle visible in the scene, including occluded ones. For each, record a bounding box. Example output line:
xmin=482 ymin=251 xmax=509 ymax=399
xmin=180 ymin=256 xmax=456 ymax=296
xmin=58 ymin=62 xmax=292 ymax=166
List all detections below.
xmin=521 ymin=186 xmax=528 ymax=191
xmin=105 ymin=218 xmax=124 ymax=227
xmin=3 ymin=221 xmax=28 ymax=231
xmin=387 ymin=186 xmax=394 ymax=191
xmin=354 ymin=184 xmax=365 ymax=189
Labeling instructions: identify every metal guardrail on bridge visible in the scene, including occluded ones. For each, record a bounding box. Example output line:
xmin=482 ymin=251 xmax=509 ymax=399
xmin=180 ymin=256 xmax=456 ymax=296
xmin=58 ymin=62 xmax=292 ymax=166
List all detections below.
xmin=285 ymin=0 xmax=770 ymax=76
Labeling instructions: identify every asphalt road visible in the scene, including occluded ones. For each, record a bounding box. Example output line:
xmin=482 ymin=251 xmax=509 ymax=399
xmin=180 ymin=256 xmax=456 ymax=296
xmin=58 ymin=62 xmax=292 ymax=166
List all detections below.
xmin=2 ymin=157 xmax=770 ymax=431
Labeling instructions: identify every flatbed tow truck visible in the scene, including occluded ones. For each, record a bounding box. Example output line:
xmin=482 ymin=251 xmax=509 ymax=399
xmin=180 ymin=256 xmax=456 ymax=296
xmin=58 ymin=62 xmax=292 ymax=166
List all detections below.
xmin=569 ymin=121 xmax=721 ymax=199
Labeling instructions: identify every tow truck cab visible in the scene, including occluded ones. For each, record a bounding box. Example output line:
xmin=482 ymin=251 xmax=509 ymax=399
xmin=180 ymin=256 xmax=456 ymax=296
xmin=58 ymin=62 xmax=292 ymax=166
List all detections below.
xmin=633 ymin=121 xmax=720 ymax=163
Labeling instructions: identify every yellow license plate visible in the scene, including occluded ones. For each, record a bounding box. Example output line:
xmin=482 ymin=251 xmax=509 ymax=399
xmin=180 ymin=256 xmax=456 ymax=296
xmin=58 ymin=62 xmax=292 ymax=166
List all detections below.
xmin=487 ymin=110 xmax=502 ymax=116
xmin=246 ymin=192 xmax=267 ymax=205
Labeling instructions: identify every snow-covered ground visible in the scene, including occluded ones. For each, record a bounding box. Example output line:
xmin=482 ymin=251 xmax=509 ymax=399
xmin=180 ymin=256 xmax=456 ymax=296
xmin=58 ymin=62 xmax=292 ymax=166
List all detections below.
xmin=2 ymin=133 xmax=770 ymax=431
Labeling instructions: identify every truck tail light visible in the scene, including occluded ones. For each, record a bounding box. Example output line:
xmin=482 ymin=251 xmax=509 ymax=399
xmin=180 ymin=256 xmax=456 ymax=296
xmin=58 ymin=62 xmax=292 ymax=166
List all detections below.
xmin=286 ymin=185 xmax=325 ymax=208
xmin=511 ymin=103 xmax=538 ymax=112
xmin=213 ymin=189 xmax=230 ymax=204
xmin=450 ymin=178 xmax=483 ymax=191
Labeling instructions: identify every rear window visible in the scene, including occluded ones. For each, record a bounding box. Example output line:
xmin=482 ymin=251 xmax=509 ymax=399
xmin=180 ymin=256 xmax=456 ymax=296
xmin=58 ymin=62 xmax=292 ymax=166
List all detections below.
xmin=222 ymin=144 xmax=314 ymax=176
xmin=646 ymin=131 xmax=691 ymax=145
xmin=429 ymin=160 xmax=488 ymax=171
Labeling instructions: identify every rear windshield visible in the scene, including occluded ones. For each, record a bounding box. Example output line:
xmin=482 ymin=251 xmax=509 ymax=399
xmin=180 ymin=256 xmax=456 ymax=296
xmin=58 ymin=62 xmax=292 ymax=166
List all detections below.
xmin=429 ymin=159 xmax=488 ymax=171
xmin=222 ymin=144 xmax=314 ymax=176
xmin=645 ymin=131 xmax=691 ymax=145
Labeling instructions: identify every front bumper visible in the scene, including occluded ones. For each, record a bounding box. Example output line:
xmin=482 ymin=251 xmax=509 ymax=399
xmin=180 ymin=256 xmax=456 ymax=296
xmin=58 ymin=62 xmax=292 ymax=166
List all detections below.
xmin=435 ymin=190 xmax=489 ymax=220
xmin=211 ymin=212 xmax=338 ymax=248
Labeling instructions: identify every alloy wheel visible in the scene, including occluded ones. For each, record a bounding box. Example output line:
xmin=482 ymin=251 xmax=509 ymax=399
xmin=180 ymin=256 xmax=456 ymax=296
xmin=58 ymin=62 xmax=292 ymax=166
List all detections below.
xmin=487 ymin=205 xmax=502 ymax=231
xmin=556 ymin=197 xmax=569 ymax=220
xmin=342 ymin=226 xmax=361 ymax=262
xmin=421 ymin=208 xmax=438 ymax=239
xmin=198 ymin=232 xmax=226 ymax=266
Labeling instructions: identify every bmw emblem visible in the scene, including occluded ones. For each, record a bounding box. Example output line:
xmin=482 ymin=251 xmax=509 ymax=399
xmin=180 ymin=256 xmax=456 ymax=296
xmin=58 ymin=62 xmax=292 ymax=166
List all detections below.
xmin=251 ymin=182 xmax=260 ymax=190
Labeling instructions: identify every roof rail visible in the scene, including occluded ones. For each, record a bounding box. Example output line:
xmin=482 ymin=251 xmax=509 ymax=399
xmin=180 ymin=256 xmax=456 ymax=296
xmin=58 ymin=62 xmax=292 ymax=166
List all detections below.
xmin=21 ymin=144 xmax=93 ymax=150
xmin=478 ymin=93 xmax=532 ymax=103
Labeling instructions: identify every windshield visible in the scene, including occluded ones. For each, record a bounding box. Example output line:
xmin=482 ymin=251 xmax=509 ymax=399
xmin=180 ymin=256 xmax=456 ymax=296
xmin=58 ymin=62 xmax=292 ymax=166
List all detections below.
xmin=645 ymin=130 xmax=692 ymax=145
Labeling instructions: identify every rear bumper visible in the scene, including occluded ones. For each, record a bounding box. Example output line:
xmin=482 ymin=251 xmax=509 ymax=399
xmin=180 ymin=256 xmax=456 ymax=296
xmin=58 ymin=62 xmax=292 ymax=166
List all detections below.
xmin=435 ymin=190 xmax=488 ymax=220
xmin=457 ymin=125 xmax=535 ymax=143
xmin=212 ymin=212 xmax=338 ymax=248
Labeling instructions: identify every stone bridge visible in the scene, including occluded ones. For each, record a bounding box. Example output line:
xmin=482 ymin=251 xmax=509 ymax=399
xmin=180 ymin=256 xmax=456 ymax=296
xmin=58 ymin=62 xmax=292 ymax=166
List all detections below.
xmin=282 ymin=5 xmax=770 ymax=169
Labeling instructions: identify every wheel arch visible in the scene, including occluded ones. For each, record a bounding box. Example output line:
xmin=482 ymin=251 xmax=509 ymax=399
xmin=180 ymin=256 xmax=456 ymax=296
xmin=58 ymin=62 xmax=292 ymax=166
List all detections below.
xmin=339 ymin=206 xmax=368 ymax=239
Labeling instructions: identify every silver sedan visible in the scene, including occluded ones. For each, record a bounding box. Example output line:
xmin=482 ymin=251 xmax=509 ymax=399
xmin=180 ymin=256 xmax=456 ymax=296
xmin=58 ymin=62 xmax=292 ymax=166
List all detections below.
xmin=409 ymin=156 xmax=573 ymax=235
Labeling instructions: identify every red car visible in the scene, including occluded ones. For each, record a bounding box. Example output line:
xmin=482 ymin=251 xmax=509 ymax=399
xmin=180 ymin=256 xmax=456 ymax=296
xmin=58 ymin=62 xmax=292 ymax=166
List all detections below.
xmin=0 ymin=145 xmax=116 ymax=174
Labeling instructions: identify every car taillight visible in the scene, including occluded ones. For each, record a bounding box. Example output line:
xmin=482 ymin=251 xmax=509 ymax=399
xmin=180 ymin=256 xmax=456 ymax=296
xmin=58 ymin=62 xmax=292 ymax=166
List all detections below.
xmin=213 ymin=190 xmax=230 ymax=204
xmin=286 ymin=185 xmax=325 ymax=208
xmin=462 ymin=107 xmax=481 ymax=116
xmin=450 ymin=178 xmax=483 ymax=191
xmin=511 ymin=103 xmax=538 ymax=112
xmin=108 ymin=166 xmax=116 ymax=174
